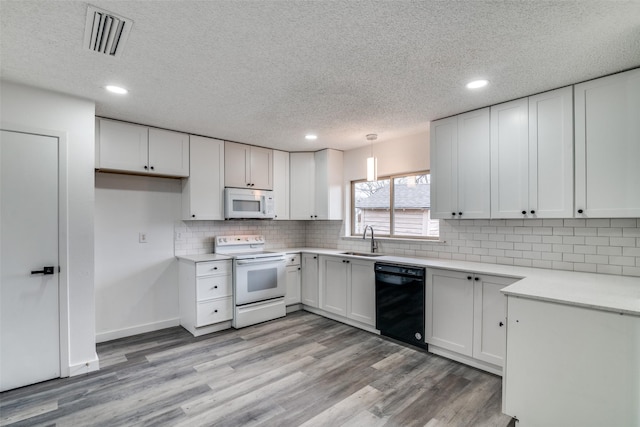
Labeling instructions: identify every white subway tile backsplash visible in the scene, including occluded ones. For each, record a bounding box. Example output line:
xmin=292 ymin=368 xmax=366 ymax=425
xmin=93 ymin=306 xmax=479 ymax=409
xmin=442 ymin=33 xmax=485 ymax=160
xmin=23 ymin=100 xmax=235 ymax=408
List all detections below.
xmin=597 ymin=246 xmax=622 ymax=256
xmin=597 ymin=228 xmax=623 ymax=237
xmin=176 ymin=217 xmax=640 ymax=278
xmin=611 ymin=218 xmax=636 ymax=228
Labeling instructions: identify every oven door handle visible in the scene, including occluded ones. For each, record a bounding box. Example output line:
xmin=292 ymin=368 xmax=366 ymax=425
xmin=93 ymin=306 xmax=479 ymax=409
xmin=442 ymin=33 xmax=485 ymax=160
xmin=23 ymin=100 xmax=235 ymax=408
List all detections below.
xmin=236 ymin=258 xmax=287 ymax=266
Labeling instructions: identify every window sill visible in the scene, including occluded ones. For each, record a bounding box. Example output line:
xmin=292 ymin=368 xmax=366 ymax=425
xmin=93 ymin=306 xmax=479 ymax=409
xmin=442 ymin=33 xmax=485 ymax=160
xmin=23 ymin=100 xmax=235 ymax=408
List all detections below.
xmin=341 ymin=235 xmax=446 ymax=244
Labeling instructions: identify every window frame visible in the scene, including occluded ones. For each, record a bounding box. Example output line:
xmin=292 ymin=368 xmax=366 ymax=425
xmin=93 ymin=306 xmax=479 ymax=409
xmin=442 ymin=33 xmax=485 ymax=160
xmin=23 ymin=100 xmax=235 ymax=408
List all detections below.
xmin=351 ymin=170 xmax=438 ymax=240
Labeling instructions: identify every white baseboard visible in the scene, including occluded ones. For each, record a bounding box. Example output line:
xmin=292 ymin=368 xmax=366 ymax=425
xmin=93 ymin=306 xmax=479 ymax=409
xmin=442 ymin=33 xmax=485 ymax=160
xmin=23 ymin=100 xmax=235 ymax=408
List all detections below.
xmin=68 ymin=353 xmax=100 ymax=377
xmin=96 ymin=318 xmax=180 ymax=343
xmin=302 ymin=305 xmax=380 ymax=335
xmin=428 ymin=345 xmax=503 ymax=376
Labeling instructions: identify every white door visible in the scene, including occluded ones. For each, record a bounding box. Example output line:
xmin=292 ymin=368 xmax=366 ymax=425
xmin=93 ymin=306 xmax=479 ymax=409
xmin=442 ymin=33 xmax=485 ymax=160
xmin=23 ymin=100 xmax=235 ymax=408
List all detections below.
xmin=97 ymin=118 xmax=148 ymax=174
xmin=249 ymin=146 xmax=273 ymax=190
xmin=321 ymin=257 xmax=348 ymax=316
xmin=0 ymin=130 xmax=60 ymax=391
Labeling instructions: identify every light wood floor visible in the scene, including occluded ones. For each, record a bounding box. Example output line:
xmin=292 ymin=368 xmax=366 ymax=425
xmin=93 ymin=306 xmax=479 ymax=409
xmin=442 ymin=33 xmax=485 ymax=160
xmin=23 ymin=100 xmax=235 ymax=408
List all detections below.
xmin=1 ymin=311 xmax=514 ymax=427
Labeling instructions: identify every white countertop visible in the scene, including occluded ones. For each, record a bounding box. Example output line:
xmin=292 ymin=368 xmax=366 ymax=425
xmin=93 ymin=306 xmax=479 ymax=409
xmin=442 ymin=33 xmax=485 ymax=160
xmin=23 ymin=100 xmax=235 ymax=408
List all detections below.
xmin=274 ymin=248 xmax=640 ymax=316
xmin=177 ymin=248 xmax=640 ymax=315
xmin=176 ymin=253 xmax=232 ymax=263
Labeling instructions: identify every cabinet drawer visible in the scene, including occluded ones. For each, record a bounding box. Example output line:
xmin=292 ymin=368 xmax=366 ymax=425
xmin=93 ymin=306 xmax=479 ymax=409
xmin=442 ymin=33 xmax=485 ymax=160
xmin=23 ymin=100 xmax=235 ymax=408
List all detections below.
xmin=196 ymin=275 xmax=232 ymax=300
xmin=286 ymin=254 xmax=301 ymax=267
xmin=196 ymin=297 xmax=233 ymax=326
xmin=196 ymin=260 xmax=231 ymax=277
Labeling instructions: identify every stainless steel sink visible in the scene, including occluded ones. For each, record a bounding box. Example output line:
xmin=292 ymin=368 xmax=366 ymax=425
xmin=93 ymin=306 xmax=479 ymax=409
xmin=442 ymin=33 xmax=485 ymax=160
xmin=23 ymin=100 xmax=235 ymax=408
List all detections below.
xmin=340 ymin=251 xmax=383 ymax=257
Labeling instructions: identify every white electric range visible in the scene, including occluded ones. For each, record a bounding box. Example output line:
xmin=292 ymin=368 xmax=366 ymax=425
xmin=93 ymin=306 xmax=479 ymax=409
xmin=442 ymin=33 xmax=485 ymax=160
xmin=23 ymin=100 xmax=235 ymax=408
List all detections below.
xmin=214 ymin=235 xmax=287 ymax=328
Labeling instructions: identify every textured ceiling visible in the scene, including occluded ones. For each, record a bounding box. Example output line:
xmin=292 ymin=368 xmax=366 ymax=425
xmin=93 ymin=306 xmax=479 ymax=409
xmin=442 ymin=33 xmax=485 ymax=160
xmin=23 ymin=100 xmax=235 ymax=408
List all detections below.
xmin=1 ymin=1 xmax=639 ymax=152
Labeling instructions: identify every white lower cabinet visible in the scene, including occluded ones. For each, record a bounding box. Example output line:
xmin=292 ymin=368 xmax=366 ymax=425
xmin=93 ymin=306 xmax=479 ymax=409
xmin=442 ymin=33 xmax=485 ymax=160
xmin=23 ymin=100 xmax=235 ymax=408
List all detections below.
xmin=319 ymin=256 xmax=375 ymax=328
xmin=503 ymin=296 xmax=640 ymax=426
xmin=301 ymin=253 xmax=319 ymax=307
xmin=179 ymin=259 xmax=233 ymax=337
xmin=426 ymin=268 xmax=516 ymax=374
xmin=285 ymin=254 xmax=301 ymax=306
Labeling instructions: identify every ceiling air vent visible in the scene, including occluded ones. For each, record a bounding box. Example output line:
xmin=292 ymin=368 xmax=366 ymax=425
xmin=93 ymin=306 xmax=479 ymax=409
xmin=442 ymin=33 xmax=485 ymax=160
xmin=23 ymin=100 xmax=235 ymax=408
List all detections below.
xmin=83 ymin=5 xmax=133 ymax=58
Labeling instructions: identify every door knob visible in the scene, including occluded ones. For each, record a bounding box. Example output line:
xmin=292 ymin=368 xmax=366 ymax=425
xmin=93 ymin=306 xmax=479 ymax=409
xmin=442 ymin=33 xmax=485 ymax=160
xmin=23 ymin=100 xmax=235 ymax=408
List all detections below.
xmin=31 ymin=266 xmax=55 ymax=275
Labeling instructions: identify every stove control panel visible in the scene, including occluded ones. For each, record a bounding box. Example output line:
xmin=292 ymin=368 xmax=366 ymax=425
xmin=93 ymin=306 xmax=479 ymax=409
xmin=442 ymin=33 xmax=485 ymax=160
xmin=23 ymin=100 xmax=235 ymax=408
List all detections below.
xmin=215 ymin=235 xmax=265 ymax=247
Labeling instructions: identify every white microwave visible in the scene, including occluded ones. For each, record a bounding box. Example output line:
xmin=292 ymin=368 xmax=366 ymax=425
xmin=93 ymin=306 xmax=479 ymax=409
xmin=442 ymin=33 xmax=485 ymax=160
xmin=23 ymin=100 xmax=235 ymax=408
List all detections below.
xmin=224 ymin=188 xmax=276 ymax=219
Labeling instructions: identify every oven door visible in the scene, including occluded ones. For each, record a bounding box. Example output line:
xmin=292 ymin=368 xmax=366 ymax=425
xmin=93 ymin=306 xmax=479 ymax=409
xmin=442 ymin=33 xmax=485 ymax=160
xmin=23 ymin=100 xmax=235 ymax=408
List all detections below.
xmin=235 ymin=256 xmax=287 ymax=305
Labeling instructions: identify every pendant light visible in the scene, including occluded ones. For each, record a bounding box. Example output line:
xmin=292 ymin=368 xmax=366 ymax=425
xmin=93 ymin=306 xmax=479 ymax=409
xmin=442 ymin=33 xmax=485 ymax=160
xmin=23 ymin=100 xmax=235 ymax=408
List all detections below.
xmin=366 ymin=133 xmax=378 ymax=182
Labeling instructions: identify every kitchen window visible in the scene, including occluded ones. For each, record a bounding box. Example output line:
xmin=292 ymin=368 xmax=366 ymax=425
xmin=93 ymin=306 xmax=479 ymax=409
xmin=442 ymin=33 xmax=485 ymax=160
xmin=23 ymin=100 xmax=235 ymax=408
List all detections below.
xmin=351 ymin=172 xmax=439 ymax=239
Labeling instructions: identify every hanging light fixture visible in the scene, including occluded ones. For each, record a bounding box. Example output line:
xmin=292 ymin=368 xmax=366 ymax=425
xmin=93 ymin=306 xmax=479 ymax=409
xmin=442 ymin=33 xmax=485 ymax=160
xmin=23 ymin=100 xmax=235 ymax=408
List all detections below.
xmin=366 ymin=133 xmax=378 ymax=181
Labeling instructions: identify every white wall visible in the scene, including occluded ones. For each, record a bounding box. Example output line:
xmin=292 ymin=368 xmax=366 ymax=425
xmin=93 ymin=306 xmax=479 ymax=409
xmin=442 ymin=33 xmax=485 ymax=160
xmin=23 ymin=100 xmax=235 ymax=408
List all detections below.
xmin=95 ymin=173 xmax=181 ymax=342
xmin=0 ymin=81 xmax=97 ymax=374
xmin=343 ymin=130 xmax=430 ymax=182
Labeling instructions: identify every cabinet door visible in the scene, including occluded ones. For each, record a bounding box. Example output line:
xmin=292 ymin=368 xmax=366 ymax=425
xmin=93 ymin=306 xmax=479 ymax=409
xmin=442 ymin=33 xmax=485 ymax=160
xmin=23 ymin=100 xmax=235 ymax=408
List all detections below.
xmin=472 ymin=275 xmax=515 ymax=367
xmin=148 ymin=128 xmax=189 ymax=177
xmin=321 ymin=257 xmax=348 ymax=316
xmin=457 ymin=108 xmax=491 ymax=218
xmin=182 ymin=136 xmax=224 ymax=220
xmin=314 ymin=149 xmax=343 ymax=220
xmin=490 ymin=98 xmax=529 ymax=218
xmin=575 ymin=68 xmax=640 ymax=218
xmin=429 ymin=116 xmax=458 ymax=219
xmin=426 ymin=269 xmax=474 ymax=356
xmin=290 ymin=152 xmax=316 ymax=220
xmin=301 ymin=253 xmax=319 ymax=307
xmin=272 ymin=150 xmax=289 ymax=220
xmin=285 ymin=265 xmax=301 ymax=305
xmin=97 ymin=119 xmax=148 ymax=173
xmin=249 ymin=146 xmax=273 ymax=190
xmin=224 ymin=141 xmax=250 ymax=187
xmin=347 ymin=260 xmax=375 ymax=326
xmin=529 ymin=87 xmax=574 ymax=218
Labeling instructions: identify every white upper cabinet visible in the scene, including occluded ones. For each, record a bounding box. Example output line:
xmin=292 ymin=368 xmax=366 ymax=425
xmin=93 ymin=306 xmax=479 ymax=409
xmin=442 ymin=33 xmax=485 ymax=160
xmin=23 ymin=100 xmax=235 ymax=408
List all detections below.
xmin=490 ymin=98 xmax=530 ymax=218
xmin=272 ymin=150 xmax=290 ymax=220
xmin=528 ymin=87 xmax=574 ymax=218
xmin=147 ymin=128 xmax=190 ymax=177
xmin=575 ymin=68 xmax=640 ymax=218
xmin=182 ymin=136 xmax=224 ymax=220
xmin=314 ymin=149 xmax=343 ymax=220
xmin=224 ymin=141 xmax=273 ymax=190
xmin=96 ymin=118 xmax=189 ymax=177
xmin=290 ymin=149 xmax=343 ymax=220
xmin=430 ymin=108 xmax=491 ymax=219
xmin=290 ymin=152 xmax=316 ymax=220
xmin=491 ymin=87 xmax=573 ymax=218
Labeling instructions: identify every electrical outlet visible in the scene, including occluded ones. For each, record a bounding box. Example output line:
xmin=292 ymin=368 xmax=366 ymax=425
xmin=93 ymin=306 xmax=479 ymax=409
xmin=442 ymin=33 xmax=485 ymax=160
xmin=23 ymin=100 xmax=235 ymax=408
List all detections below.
xmin=175 ymin=231 xmax=182 ymax=240
xmin=139 ymin=232 xmax=147 ymax=243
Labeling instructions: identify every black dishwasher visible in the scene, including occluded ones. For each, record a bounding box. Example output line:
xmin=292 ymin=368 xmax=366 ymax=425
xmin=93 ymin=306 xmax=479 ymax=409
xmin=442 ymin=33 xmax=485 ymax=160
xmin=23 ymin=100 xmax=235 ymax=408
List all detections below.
xmin=375 ymin=263 xmax=426 ymax=348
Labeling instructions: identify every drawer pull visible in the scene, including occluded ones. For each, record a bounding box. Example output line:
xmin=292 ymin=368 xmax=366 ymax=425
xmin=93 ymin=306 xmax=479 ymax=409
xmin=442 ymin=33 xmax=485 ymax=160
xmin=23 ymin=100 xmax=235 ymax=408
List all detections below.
xmin=214 ymin=309 xmax=218 ymax=313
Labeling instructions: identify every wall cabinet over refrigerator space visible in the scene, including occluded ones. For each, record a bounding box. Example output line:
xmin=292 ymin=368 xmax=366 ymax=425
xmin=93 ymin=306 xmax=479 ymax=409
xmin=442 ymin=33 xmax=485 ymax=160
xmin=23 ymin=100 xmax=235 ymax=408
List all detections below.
xmin=96 ymin=118 xmax=190 ymax=177
xmin=224 ymin=141 xmax=273 ymax=190
xmin=574 ymin=68 xmax=640 ymax=218
xmin=290 ymin=149 xmax=343 ymax=220
xmin=490 ymin=86 xmax=573 ymax=219
xmin=182 ymin=136 xmax=224 ymax=220
xmin=430 ymin=108 xmax=491 ymax=219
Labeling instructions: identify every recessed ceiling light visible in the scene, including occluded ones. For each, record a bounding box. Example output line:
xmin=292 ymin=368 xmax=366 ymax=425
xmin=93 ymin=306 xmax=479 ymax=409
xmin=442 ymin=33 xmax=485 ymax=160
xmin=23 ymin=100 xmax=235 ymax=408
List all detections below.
xmin=105 ymin=85 xmax=128 ymax=94
xmin=466 ymin=79 xmax=489 ymax=89
xmin=305 ymin=134 xmax=318 ymax=140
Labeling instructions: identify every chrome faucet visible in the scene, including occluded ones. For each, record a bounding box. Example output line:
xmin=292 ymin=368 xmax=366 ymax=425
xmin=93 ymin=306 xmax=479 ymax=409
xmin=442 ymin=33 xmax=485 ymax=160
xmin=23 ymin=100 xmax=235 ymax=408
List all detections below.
xmin=363 ymin=225 xmax=378 ymax=253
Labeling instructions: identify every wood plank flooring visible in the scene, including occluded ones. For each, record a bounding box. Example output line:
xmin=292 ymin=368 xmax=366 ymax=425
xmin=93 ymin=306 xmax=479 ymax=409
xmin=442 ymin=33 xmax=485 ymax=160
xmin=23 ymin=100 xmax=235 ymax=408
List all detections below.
xmin=0 ymin=311 xmax=515 ymax=427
